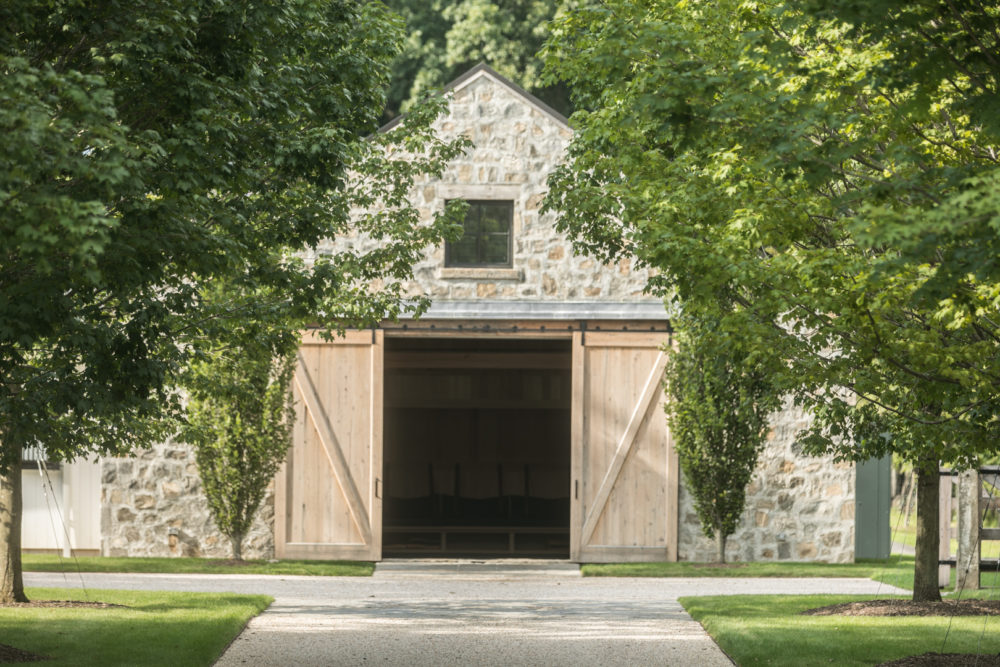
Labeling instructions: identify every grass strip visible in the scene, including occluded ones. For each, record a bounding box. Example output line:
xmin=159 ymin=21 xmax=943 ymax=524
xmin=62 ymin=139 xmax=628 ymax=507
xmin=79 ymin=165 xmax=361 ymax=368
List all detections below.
xmin=890 ymin=509 xmax=1000 ymax=558
xmin=680 ymin=593 xmax=1000 ymax=666
xmin=583 ymin=556 xmax=915 ymax=589
xmin=2 ymin=587 xmax=270 ymax=666
xmin=23 ymin=554 xmax=374 ymax=576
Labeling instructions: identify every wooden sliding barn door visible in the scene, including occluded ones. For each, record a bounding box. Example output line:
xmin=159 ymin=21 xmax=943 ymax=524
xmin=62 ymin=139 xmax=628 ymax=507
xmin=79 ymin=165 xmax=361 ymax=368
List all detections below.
xmin=570 ymin=331 xmax=678 ymax=562
xmin=275 ymin=330 xmax=383 ymax=560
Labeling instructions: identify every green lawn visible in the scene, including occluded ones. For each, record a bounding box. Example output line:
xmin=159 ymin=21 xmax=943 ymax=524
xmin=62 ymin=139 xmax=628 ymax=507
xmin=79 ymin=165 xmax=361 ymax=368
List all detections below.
xmin=681 ymin=593 xmax=1000 ymax=666
xmin=1 ymin=587 xmax=270 ymax=666
xmin=23 ymin=553 xmax=374 ymax=576
xmin=583 ymin=556 xmax=916 ymax=590
xmin=891 ymin=508 xmax=1000 ymax=558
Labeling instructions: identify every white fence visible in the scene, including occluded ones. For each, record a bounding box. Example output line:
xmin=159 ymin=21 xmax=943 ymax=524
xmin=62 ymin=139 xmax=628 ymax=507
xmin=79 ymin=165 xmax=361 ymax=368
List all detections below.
xmin=22 ymin=459 xmax=101 ymax=555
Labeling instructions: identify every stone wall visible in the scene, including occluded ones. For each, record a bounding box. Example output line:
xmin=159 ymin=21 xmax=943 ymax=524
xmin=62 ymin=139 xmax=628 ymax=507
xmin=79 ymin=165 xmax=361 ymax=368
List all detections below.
xmin=310 ymin=69 xmax=657 ymax=305
xmin=100 ymin=438 xmax=273 ymax=559
xmin=100 ymin=406 xmax=855 ymax=563
xmin=677 ymin=399 xmax=856 ymax=563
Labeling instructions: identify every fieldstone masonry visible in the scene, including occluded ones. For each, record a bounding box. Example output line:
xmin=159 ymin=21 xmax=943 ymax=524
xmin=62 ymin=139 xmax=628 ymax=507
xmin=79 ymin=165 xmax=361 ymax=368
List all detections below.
xmin=101 ymin=437 xmax=273 ymax=559
xmin=99 ymin=66 xmax=856 ymax=563
xmin=308 ymin=68 xmax=655 ymax=303
xmin=678 ymin=399 xmax=856 ymax=563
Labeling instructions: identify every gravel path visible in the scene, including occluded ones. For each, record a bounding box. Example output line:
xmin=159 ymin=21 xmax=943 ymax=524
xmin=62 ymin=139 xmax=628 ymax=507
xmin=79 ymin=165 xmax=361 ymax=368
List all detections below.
xmin=25 ymin=562 xmax=908 ymax=667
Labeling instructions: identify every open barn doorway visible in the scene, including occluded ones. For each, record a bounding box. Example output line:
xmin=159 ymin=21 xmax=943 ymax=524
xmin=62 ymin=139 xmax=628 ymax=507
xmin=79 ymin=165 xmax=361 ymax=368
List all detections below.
xmin=382 ymin=337 xmax=571 ymax=557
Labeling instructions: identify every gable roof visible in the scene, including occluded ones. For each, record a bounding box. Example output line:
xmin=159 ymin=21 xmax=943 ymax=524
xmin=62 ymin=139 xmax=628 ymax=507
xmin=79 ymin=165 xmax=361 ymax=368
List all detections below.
xmin=380 ymin=63 xmax=570 ymax=133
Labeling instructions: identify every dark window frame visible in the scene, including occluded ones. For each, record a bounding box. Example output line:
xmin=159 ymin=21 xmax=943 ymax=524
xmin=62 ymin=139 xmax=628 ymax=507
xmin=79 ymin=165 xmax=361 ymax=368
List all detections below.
xmin=444 ymin=199 xmax=514 ymax=268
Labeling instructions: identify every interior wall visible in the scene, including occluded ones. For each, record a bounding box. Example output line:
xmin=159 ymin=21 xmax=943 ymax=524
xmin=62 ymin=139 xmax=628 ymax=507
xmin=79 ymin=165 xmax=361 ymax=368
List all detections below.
xmin=383 ymin=338 xmax=571 ymax=554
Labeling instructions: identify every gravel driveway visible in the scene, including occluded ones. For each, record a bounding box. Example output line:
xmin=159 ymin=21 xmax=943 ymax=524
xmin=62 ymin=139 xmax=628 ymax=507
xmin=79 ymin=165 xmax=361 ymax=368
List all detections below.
xmin=25 ymin=560 xmax=908 ymax=667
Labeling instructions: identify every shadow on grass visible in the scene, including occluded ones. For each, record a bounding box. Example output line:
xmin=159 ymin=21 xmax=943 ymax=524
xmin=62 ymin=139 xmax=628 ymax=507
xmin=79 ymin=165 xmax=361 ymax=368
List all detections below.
xmin=23 ymin=554 xmax=374 ymax=577
xmin=5 ymin=588 xmax=271 ymax=667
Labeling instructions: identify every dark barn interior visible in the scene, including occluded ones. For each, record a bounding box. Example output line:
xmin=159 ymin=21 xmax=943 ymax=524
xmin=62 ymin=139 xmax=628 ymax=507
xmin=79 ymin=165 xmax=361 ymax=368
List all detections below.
xmin=382 ymin=337 xmax=571 ymax=557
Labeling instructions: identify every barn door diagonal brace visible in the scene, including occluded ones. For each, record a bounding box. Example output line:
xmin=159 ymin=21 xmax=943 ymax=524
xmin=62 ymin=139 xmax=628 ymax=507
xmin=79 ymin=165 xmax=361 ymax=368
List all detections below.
xmin=294 ymin=352 xmax=373 ymax=545
xmin=580 ymin=351 xmax=668 ymax=545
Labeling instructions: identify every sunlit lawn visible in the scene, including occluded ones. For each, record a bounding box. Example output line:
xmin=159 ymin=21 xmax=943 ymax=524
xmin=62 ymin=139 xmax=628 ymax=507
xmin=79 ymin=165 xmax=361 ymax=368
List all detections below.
xmin=681 ymin=593 xmax=1000 ymax=666
xmin=583 ymin=556 xmax=915 ymax=590
xmin=0 ymin=587 xmax=270 ymax=666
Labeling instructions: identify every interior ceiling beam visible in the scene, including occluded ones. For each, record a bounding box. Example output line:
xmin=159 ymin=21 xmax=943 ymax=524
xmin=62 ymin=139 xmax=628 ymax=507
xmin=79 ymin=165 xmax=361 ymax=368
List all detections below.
xmin=385 ymin=351 xmax=571 ymax=370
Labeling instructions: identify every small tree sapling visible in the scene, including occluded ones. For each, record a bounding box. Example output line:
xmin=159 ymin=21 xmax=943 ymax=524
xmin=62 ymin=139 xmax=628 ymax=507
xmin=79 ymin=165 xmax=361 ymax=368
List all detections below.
xmin=665 ymin=314 xmax=780 ymax=563
xmin=181 ymin=342 xmax=296 ymax=561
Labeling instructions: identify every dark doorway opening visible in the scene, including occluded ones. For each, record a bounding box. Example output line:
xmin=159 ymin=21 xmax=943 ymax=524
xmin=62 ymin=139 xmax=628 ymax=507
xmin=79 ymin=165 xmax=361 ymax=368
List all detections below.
xmin=382 ymin=337 xmax=571 ymax=557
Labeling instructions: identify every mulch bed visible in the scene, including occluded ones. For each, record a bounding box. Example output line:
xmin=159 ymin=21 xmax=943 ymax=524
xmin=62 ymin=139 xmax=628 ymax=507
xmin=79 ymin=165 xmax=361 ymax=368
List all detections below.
xmin=0 ymin=600 xmax=126 ymax=609
xmin=877 ymin=653 xmax=1000 ymax=666
xmin=0 ymin=643 xmax=47 ymax=663
xmin=802 ymin=599 xmax=1000 ymax=617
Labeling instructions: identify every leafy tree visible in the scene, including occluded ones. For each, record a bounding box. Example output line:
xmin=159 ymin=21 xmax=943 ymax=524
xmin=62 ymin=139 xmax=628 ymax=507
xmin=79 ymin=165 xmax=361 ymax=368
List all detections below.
xmin=542 ymin=0 xmax=999 ymax=600
xmin=666 ymin=312 xmax=780 ymax=563
xmin=384 ymin=0 xmax=572 ymax=119
xmin=180 ymin=333 xmax=297 ymax=562
xmin=0 ymin=0 xmax=466 ymax=603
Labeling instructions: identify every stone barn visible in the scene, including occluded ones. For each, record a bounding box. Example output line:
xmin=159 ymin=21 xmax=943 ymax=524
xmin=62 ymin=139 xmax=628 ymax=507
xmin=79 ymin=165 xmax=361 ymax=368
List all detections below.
xmin=94 ymin=64 xmax=864 ymax=564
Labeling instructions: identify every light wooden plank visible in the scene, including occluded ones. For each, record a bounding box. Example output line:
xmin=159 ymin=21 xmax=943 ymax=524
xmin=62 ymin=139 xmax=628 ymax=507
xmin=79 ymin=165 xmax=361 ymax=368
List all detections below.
xmin=570 ymin=331 xmax=585 ymax=561
xmin=300 ymin=329 xmax=375 ymax=346
xmin=282 ymin=543 xmax=373 ymax=561
xmin=290 ymin=380 xmax=310 ymax=543
xmin=370 ymin=330 xmax=384 ymax=558
xmin=583 ymin=332 xmax=670 ymax=348
xmin=580 ymin=350 xmax=668 ymax=546
xmin=588 ymin=354 xmax=670 ymax=549
xmin=338 ymin=344 xmax=366 ymax=542
xmin=384 ymin=397 xmax=571 ymax=410
xmin=576 ymin=545 xmax=670 ymax=563
xmin=294 ymin=352 xmax=373 ymax=546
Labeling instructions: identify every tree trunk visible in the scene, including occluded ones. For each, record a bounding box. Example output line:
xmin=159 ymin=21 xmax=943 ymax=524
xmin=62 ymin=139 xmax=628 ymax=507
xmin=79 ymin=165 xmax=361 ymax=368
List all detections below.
xmin=913 ymin=460 xmax=942 ymax=602
xmin=230 ymin=532 xmax=243 ymax=561
xmin=0 ymin=446 xmax=28 ymax=603
xmin=715 ymin=531 xmax=727 ymax=564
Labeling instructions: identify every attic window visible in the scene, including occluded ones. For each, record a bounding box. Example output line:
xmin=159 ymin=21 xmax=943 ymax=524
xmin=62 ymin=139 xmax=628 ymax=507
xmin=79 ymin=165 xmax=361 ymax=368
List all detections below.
xmin=445 ymin=200 xmax=513 ymax=268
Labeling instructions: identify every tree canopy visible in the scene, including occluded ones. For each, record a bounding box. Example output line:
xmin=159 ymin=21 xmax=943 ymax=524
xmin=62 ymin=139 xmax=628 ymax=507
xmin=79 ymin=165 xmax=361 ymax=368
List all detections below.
xmin=542 ymin=0 xmax=1000 ymax=599
xmin=1 ymin=0 xmax=465 ymax=469
xmin=0 ymin=0 xmax=466 ymax=602
xmin=543 ymin=0 xmax=1000 ymax=468
xmin=384 ymin=0 xmax=572 ymax=119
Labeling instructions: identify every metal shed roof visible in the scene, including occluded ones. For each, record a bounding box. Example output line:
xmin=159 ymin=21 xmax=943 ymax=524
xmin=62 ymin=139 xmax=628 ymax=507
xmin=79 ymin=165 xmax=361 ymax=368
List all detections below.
xmin=402 ymin=300 xmax=670 ymax=321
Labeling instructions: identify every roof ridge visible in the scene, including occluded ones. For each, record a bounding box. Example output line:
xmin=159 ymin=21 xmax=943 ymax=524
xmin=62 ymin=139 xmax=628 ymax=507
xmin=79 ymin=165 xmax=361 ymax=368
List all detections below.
xmin=379 ymin=62 xmax=570 ymax=133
